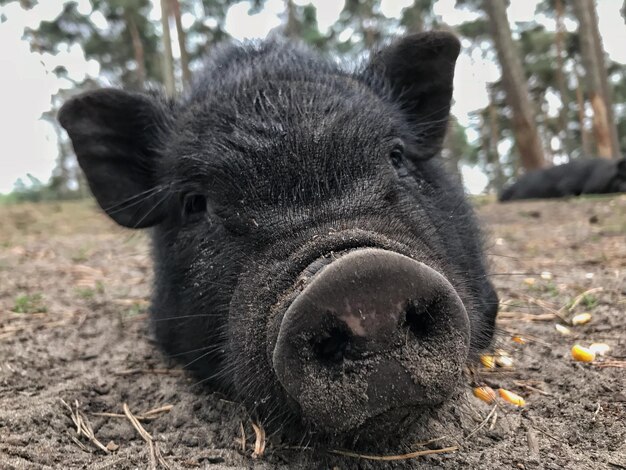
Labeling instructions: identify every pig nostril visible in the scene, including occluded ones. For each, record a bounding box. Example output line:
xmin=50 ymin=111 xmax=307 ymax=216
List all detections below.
xmin=312 ymin=327 xmax=351 ymax=364
xmin=403 ymin=301 xmax=433 ymax=338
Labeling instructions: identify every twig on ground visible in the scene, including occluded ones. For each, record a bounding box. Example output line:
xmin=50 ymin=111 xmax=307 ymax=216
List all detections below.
xmin=465 ymin=405 xmax=498 ymax=441
xmin=513 ymin=381 xmax=553 ymax=396
xmin=251 ymin=421 xmax=266 ymax=459
xmin=329 ymin=446 xmax=459 ymax=461
xmin=60 ymin=399 xmax=109 ymax=454
xmin=593 ymin=361 xmax=626 ymax=368
xmin=115 ymin=368 xmax=184 ymax=376
xmin=123 ymin=403 xmax=170 ymax=470
xmin=239 ymin=422 xmax=246 ymax=453
xmin=92 ymin=404 xmax=173 ymax=421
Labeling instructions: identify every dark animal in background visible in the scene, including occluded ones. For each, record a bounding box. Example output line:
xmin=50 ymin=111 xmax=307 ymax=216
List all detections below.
xmin=58 ymin=33 xmax=498 ymax=442
xmin=499 ymin=158 xmax=626 ymax=201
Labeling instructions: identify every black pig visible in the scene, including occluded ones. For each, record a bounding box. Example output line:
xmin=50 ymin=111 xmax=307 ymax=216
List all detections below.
xmin=499 ymin=158 xmax=626 ymax=201
xmin=59 ymin=33 xmax=498 ymax=439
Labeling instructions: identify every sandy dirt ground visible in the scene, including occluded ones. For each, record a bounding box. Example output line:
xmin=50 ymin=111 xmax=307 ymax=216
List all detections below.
xmin=1 ymin=196 xmax=625 ymax=469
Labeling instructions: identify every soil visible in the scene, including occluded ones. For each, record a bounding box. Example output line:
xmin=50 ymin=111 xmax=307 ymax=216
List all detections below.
xmin=1 ymin=196 xmax=625 ymax=469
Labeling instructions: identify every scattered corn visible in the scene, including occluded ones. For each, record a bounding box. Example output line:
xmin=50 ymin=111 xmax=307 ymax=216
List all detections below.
xmin=498 ymin=388 xmax=525 ymax=407
xmin=480 ymin=354 xmax=496 ymax=369
xmin=512 ymin=335 xmax=526 ymax=344
xmin=571 ymin=344 xmax=596 ymax=362
xmin=555 ymin=324 xmax=572 ymax=336
xmin=589 ymin=343 xmax=610 ymax=356
xmin=496 ymin=355 xmax=514 ymax=368
xmin=523 ymin=277 xmax=536 ymax=286
xmin=571 ymin=313 xmax=592 ymax=326
xmin=473 ymin=386 xmax=497 ymax=404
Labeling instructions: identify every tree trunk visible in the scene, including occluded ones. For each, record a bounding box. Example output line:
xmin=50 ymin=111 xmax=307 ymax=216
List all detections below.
xmin=572 ymin=0 xmax=616 ymax=158
xmin=56 ymin=141 xmax=71 ymax=197
xmin=125 ymin=9 xmax=146 ymax=88
xmin=160 ymin=0 xmax=176 ymax=97
xmin=360 ymin=2 xmax=376 ymax=49
xmin=554 ymin=0 xmax=572 ymax=158
xmin=483 ymin=0 xmax=546 ymax=170
xmin=403 ymin=1 xmax=425 ymax=34
xmin=487 ymin=89 xmax=505 ymax=190
xmin=588 ymin=0 xmax=621 ymax=157
xmin=170 ymin=0 xmax=191 ymax=89
xmin=284 ymin=0 xmax=300 ymax=38
xmin=575 ymin=70 xmax=592 ymax=156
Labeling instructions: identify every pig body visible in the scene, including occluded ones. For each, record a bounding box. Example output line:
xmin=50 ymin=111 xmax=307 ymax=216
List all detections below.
xmin=499 ymin=158 xmax=626 ymax=201
xmin=59 ymin=34 xmax=498 ymax=441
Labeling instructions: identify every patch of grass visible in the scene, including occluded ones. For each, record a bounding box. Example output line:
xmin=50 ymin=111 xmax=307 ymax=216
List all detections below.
xmin=565 ymin=292 xmax=599 ymax=311
xmin=75 ymin=287 xmax=95 ymax=300
xmin=13 ymin=293 xmax=47 ymax=313
xmin=501 ymin=299 xmax=525 ymax=310
xmin=526 ymin=280 xmax=559 ymax=298
xmin=124 ymin=303 xmax=146 ymax=318
xmin=470 ymin=194 xmax=496 ymax=207
xmin=576 ymin=193 xmax=618 ymax=202
xmin=71 ymin=247 xmax=90 ymax=263
xmin=579 ymin=293 xmax=599 ymax=309
xmin=542 ymin=281 xmax=560 ymax=298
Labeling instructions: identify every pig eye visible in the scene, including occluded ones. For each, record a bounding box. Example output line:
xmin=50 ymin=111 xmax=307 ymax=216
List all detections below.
xmin=182 ymin=193 xmax=208 ymax=221
xmin=389 ymin=143 xmax=409 ymax=178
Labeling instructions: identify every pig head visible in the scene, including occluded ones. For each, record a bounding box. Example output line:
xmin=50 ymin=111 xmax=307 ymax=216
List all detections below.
xmin=58 ymin=32 xmax=498 ymax=437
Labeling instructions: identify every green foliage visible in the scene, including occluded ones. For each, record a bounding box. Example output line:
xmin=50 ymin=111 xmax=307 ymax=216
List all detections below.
xmin=13 ymin=293 xmax=47 ymax=313
xmin=4 ymin=0 xmax=624 ymax=196
xmin=25 ymin=0 xmax=162 ymax=89
xmin=2 ymin=175 xmax=84 ymax=204
xmin=71 ymin=247 xmax=89 ymax=263
xmin=579 ymin=294 xmax=598 ymax=309
xmin=75 ymin=287 xmax=95 ymax=300
xmin=172 ymin=0 xmax=238 ymax=63
xmin=124 ymin=302 xmax=147 ymax=318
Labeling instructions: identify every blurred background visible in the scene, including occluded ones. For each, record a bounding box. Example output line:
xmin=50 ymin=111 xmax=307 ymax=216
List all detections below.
xmin=0 ymin=0 xmax=624 ymax=202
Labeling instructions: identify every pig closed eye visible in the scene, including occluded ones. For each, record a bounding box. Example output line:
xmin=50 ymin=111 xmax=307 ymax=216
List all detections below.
xmin=182 ymin=193 xmax=208 ymax=222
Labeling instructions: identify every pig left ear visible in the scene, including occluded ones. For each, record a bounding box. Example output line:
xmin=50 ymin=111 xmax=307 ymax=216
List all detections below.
xmin=363 ymin=32 xmax=461 ymax=159
xmin=58 ymin=89 xmax=173 ymax=228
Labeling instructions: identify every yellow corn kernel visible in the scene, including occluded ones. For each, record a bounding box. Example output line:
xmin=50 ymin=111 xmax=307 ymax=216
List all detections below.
xmin=480 ymin=354 xmax=496 ymax=369
xmin=512 ymin=335 xmax=526 ymax=344
xmin=571 ymin=313 xmax=592 ymax=326
xmin=571 ymin=344 xmax=596 ymax=362
xmin=473 ymin=386 xmax=497 ymax=404
xmin=523 ymin=277 xmax=536 ymax=286
xmin=555 ymin=324 xmax=572 ymax=336
xmin=498 ymin=388 xmax=525 ymax=407
xmin=496 ymin=355 xmax=514 ymax=368
xmin=589 ymin=343 xmax=610 ymax=356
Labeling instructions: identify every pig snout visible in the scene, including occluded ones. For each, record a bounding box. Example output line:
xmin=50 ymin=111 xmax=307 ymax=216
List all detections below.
xmin=271 ymin=248 xmax=470 ymax=432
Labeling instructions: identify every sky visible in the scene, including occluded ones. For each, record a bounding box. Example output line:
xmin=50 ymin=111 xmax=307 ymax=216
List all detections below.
xmin=0 ymin=0 xmax=624 ymax=195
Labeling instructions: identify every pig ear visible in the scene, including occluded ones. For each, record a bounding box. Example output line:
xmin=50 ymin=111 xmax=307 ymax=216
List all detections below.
xmin=363 ymin=32 xmax=461 ymax=159
xmin=58 ymin=89 xmax=172 ymax=228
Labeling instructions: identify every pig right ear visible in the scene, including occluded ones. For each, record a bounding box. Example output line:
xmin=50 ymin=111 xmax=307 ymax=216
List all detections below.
xmin=363 ymin=32 xmax=461 ymax=160
xmin=58 ymin=89 xmax=172 ymax=228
